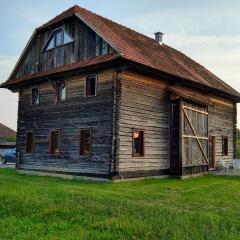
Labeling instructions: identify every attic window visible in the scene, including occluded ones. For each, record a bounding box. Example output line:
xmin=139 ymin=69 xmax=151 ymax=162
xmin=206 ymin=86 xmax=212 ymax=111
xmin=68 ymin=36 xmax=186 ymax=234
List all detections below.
xmin=44 ymin=29 xmax=74 ymax=51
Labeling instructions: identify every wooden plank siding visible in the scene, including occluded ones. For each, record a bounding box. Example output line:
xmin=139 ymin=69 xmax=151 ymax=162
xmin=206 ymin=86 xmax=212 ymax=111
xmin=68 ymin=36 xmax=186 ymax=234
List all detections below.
xmin=181 ymin=101 xmax=208 ymax=167
xmin=17 ymin=68 xmax=116 ymax=176
xmin=14 ymin=17 xmax=114 ymax=79
xmin=117 ymin=70 xmax=171 ymax=174
xmin=115 ymin=70 xmax=236 ymax=176
xmin=208 ymin=100 xmax=235 ymax=168
xmin=16 ymin=66 xmax=237 ymax=177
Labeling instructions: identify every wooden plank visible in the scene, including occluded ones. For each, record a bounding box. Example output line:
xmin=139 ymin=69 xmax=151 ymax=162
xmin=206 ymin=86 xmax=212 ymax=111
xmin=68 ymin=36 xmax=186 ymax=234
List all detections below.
xmin=183 ymin=106 xmax=208 ymax=115
xmin=183 ymin=135 xmax=208 ymax=140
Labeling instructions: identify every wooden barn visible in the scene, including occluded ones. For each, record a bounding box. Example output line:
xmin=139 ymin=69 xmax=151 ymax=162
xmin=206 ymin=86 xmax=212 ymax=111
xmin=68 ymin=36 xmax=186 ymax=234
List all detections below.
xmin=1 ymin=5 xmax=239 ymax=179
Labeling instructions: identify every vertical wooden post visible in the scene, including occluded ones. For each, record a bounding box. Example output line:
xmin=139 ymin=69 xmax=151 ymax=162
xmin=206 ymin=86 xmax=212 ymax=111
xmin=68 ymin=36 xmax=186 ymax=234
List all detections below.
xmin=109 ymin=68 xmax=122 ymax=178
xmin=233 ymin=103 xmax=237 ymax=159
xmin=179 ymin=99 xmax=183 ymax=175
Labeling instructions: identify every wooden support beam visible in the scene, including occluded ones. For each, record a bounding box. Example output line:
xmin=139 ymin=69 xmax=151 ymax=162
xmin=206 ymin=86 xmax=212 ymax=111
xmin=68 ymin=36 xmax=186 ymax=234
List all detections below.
xmin=183 ymin=135 xmax=208 ymax=140
xmin=183 ymin=106 xmax=208 ymax=115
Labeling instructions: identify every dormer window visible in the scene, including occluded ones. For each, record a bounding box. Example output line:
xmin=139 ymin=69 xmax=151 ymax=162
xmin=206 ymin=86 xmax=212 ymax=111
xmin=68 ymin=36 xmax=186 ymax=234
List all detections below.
xmin=44 ymin=29 xmax=74 ymax=51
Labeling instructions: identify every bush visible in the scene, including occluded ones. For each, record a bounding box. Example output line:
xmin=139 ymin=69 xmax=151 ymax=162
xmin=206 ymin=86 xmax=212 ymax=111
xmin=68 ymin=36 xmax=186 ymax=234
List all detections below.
xmin=237 ymin=129 xmax=240 ymax=159
xmin=2 ymin=135 xmax=16 ymax=142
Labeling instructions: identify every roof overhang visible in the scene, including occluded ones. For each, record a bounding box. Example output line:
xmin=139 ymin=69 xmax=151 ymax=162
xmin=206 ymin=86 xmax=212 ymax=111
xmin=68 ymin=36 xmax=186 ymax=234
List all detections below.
xmin=168 ymin=85 xmax=213 ymax=106
xmin=2 ymin=54 xmax=240 ymax=104
xmin=0 ymin=53 xmax=122 ymax=90
xmin=121 ymin=57 xmax=240 ymax=103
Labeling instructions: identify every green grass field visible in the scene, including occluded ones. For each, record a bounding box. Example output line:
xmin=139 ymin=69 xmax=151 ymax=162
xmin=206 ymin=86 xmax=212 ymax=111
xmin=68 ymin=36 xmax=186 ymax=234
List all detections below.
xmin=0 ymin=169 xmax=239 ymax=240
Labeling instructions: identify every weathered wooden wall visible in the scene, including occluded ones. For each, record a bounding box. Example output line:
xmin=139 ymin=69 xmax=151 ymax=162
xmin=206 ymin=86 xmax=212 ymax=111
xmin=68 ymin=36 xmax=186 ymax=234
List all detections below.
xmin=17 ymin=68 xmax=115 ymax=176
xmin=115 ymin=70 xmax=236 ymax=176
xmin=14 ymin=16 xmax=114 ymax=79
xmin=208 ymin=96 xmax=235 ymax=168
xmin=16 ymin=65 xmax=236 ymax=177
xmin=117 ymin=70 xmax=170 ymax=176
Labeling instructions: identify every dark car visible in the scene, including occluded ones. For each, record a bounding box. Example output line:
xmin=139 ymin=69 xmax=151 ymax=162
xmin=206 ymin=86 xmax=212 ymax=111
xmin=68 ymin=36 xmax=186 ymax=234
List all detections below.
xmin=1 ymin=148 xmax=16 ymax=164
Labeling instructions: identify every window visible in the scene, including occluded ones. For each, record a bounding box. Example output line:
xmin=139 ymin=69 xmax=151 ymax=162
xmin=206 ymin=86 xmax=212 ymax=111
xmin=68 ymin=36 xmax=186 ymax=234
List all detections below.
xmin=44 ymin=29 xmax=74 ymax=51
xmin=102 ymin=40 xmax=108 ymax=54
xmin=132 ymin=129 xmax=144 ymax=157
xmin=85 ymin=75 xmax=97 ymax=97
xmin=55 ymin=30 xmax=62 ymax=47
xmin=50 ymin=130 xmax=61 ymax=154
xmin=222 ymin=136 xmax=228 ymax=156
xmin=26 ymin=132 xmax=34 ymax=153
xmin=80 ymin=129 xmax=92 ymax=156
xmin=31 ymin=87 xmax=39 ymax=105
xmin=55 ymin=81 xmax=66 ymax=102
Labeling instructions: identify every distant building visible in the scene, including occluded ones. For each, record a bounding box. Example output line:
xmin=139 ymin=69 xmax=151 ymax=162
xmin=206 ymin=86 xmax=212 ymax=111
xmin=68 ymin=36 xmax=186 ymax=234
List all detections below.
xmin=0 ymin=123 xmax=16 ymax=155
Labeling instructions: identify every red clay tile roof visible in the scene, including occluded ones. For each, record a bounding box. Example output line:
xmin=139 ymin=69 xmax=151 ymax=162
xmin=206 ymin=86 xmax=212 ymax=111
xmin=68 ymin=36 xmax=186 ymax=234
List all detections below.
xmin=0 ymin=123 xmax=16 ymax=141
xmin=1 ymin=5 xmax=240 ymax=99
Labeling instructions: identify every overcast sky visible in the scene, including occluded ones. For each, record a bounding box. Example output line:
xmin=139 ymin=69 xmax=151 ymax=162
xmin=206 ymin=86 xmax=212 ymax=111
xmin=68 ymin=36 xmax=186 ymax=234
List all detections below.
xmin=0 ymin=0 xmax=240 ymax=130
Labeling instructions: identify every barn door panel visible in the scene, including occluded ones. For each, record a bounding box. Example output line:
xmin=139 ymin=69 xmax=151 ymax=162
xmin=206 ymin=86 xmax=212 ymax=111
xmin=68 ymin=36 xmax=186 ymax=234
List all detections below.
xmin=182 ymin=102 xmax=209 ymax=168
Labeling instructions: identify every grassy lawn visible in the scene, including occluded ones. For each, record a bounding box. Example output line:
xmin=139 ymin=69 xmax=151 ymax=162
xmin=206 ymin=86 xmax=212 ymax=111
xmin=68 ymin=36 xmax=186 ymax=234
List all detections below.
xmin=0 ymin=169 xmax=240 ymax=240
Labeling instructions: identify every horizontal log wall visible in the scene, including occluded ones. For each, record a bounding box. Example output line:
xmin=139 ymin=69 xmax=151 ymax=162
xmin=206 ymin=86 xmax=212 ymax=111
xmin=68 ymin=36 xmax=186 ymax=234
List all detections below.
xmin=208 ymin=96 xmax=235 ymax=168
xmin=117 ymin=70 xmax=170 ymax=174
xmin=17 ymin=68 xmax=115 ymax=175
xmin=16 ymin=65 xmax=237 ymax=176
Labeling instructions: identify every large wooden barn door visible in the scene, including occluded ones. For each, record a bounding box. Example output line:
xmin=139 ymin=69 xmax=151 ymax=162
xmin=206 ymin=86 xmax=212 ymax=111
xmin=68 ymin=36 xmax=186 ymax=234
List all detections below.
xmin=181 ymin=101 xmax=209 ymax=175
xmin=170 ymin=99 xmax=209 ymax=176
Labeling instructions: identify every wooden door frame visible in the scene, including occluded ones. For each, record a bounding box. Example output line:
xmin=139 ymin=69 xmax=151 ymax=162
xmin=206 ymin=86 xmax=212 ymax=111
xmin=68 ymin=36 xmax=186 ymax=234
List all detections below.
xmin=209 ymin=136 xmax=216 ymax=170
xmin=170 ymin=99 xmax=182 ymax=175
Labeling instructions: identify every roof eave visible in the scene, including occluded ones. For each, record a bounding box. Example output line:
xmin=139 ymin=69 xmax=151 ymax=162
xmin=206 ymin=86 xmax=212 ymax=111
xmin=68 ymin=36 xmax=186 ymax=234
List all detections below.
xmin=0 ymin=54 xmax=122 ymax=90
xmin=121 ymin=57 xmax=240 ymax=102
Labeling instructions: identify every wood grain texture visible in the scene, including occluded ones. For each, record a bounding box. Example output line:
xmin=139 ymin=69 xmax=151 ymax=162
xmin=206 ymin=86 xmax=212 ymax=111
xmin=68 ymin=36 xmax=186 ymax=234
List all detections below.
xmin=17 ymin=68 xmax=116 ymax=175
xmin=208 ymin=103 xmax=234 ymax=168
xmin=117 ymin=70 xmax=170 ymax=173
xmin=16 ymin=64 xmax=237 ymax=177
xmin=14 ymin=17 xmax=114 ymax=79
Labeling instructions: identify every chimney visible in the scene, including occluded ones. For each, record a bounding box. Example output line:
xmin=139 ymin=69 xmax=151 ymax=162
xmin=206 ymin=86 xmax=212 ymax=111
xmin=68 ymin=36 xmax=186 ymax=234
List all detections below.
xmin=154 ymin=32 xmax=164 ymax=45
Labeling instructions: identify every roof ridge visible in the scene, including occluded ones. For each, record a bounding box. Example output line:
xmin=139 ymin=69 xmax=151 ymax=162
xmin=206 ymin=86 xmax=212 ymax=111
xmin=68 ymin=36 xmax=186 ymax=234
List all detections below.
xmin=38 ymin=5 xmax=77 ymax=29
xmin=74 ymin=5 xmax=158 ymax=44
xmin=39 ymin=4 xmax=158 ymax=45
